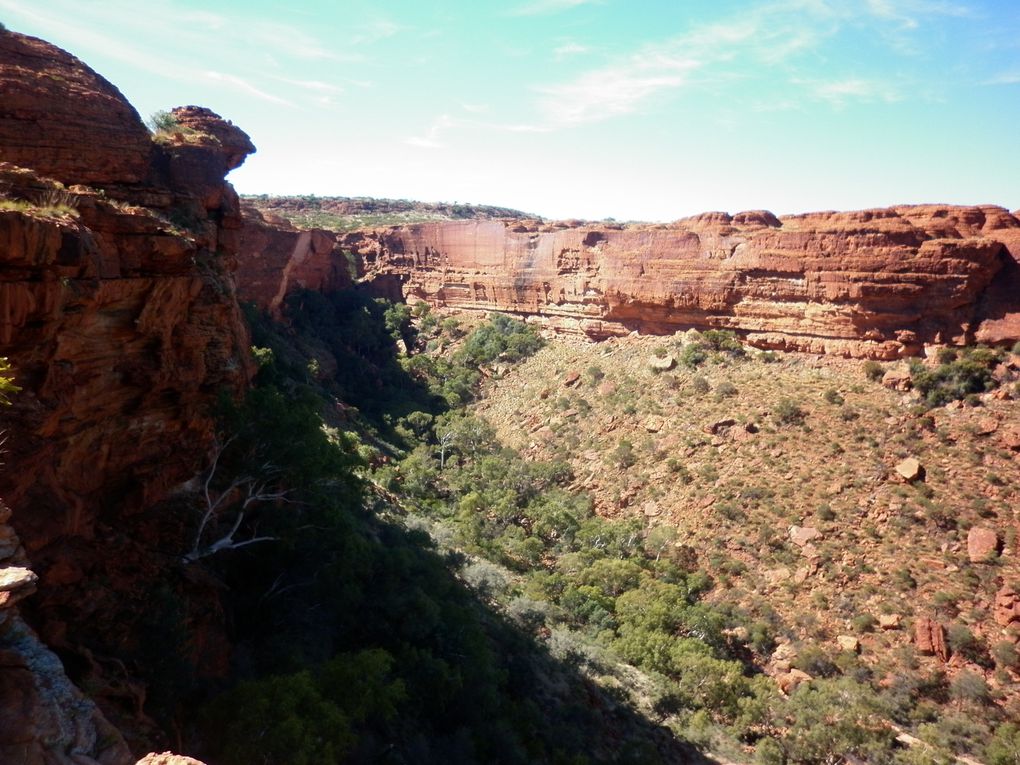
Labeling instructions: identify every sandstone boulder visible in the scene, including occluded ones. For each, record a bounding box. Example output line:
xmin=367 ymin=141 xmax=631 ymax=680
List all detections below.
xmin=777 ymin=668 xmax=812 ymax=694
xmin=967 ymin=526 xmax=1000 ymax=562
xmin=789 ymin=525 xmax=822 ymax=547
xmin=878 ymin=613 xmax=902 ymax=630
xmin=882 ymin=366 xmax=913 ymax=391
xmin=915 ymin=617 xmax=950 ymax=661
xmin=894 ymin=457 xmax=924 ymax=482
xmin=994 ymin=586 xmax=1020 ymax=627
xmin=649 ymin=354 xmax=676 ymax=371
xmin=837 ymin=635 xmax=860 ymax=653
xmin=136 ymin=754 xmax=207 ymax=765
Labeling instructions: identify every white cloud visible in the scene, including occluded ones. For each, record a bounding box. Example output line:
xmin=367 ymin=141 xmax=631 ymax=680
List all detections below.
xmin=405 ymin=115 xmax=456 ymax=149
xmin=204 ymin=71 xmax=293 ymax=106
xmin=805 ymin=77 xmax=902 ymax=105
xmin=553 ymin=42 xmax=591 ymax=59
xmin=538 ymin=55 xmax=699 ymax=125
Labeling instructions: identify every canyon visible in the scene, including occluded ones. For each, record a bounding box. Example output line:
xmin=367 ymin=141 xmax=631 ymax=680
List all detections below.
xmin=339 ymin=209 xmax=1020 ymax=359
xmin=1 ymin=25 xmax=1019 ymax=765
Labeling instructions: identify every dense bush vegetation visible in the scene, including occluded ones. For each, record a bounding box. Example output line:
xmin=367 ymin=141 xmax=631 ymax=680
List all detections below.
xmin=160 ymin=300 xmax=1014 ymax=764
xmin=909 ymin=346 xmax=1003 ymax=406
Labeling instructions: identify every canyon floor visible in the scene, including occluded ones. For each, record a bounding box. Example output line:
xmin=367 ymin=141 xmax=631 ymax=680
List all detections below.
xmin=465 ymin=321 xmax=1020 ymax=710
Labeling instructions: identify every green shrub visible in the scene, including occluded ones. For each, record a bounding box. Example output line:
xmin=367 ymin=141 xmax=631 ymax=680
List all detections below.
xmin=773 ymin=398 xmax=805 ymax=425
xmin=910 ymin=346 xmax=1002 ymax=407
xmin=863 ymin=360 xmax=884 ymax=381
xmin=985 ymin=722 xmax=1020 ymax=765
xmin=0 ymin=357 xmax=19 ymax=405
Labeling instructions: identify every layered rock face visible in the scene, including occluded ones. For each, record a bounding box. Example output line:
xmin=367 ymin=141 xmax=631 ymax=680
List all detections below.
xmin=236 ymin=204 xmax=352 ymax=316
xmin=1 ymin=31 xmax=252 ymax=761
xmin=347 ymin=207 xmax=1020 ymax=357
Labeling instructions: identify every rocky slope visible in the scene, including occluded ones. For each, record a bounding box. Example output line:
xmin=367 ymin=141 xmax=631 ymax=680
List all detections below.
xmin=1 ymin=29 xmax=251 ymax=762
xmin=345 ymin=208 xmax=1020 ymax=358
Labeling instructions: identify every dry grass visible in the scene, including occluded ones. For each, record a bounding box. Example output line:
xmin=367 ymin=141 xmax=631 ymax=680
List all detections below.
xmin=471 ymin=324 xmax=1020 ymax=695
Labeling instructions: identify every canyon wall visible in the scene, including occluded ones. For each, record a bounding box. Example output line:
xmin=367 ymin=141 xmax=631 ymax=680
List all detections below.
xmin=1 ymin=30 xmax=252 ymax=761
xmin=344 ymin=207 xmax=1020 ymax=358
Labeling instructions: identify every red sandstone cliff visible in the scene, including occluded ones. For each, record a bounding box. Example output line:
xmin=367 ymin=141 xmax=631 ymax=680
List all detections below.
xmin=1 ymin=30 xmax=252 ymax=761
xmin=236 ymin=204 xmax=352 ymax=317
xmin=342 ymin=208 xmax=1020 ymax=358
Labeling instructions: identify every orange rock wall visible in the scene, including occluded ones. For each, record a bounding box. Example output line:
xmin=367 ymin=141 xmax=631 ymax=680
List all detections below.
xmin=0 ymin=31 xmax=255 ymax=761
xmin=348 ymin=206 xmax=1020 ymax=358
xmin=235 ymin=206 xmax=352 ymax=316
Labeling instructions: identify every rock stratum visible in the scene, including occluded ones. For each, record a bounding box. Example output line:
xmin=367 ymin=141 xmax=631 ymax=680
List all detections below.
xmin=345 ymin=208 xmax=1020 ymax=358
xmin=1 ymin=29 xmax=247 ymax=763
xmin=1 ymin=20 xmax=1020 ymax=765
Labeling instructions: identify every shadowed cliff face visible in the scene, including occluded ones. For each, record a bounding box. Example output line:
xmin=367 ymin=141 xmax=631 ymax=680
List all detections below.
xmin=343 ymin=207 xmax=1020 ymax=359
xmin=0 ymin=30 xmax=253 ymax=763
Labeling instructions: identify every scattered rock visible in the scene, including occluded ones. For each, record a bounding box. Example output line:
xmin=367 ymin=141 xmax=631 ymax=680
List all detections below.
xmin=1002 ymin=424 xmax=1020 ymax=451
xmin=967 ymin=526 xmax=1000 ymax=563
xmin=597 ymin=381 xmax=617 ymax=396
xmin=642 ymin=501 xmax=661 ymax=517
xmin=0 ymin=566 xmax=37 ymax=593
xmin=644 ymin=416 xmax=664 ymax=433
xmin=136 ymin=754 xmax=208 ymax=765
xmin=704 ymin=418 xmax=737 ymax=435
xmin=878 ymin=613 xmax=902 ymax=630
xmin=882 ymin=366 xmax=913 ymax=391
xmin=915 ymin=617 xmax=950 ymax=661
xmin=975 ymin=416 xmax=999 ymax=435
xmin=789 ymin=525 xmax=822 ymax=547
xmin=649 ymin=354 xmax=676 ymax=371
xmin=837 ymin=635 xmax=860 ymax=653
xmin=993 ymin=586 xmax=1020 ymax=627
xmin=777 ymin=669 xmax=813 ymax=694
xmin=563 ymin=371 xmax=581 ymax=387
xmin=894 ymin=457 xmax=924 ymax=482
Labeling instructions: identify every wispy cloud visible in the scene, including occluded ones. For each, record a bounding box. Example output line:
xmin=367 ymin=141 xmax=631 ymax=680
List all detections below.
xmin=204 ymin=72 xmax=293 ymax=106
xmin=802 ymin=77 xmax=903 ymax=105
xmin=553 ymin=42 xmax=591 ymax=59
xmin=405 ymin=114 xmax=456 ymax=149
xmin=864 ymin=0 xmax=971 ymax=30
xmin=985 ymin=71 xmax=1020 ymax=85
xmin=537 ymin=54 xmax=699 ymax=125
xmin=528 ymin=0 xmax=968 ymax=129
xmin=510 ymin=0 xmax=598 ymax=16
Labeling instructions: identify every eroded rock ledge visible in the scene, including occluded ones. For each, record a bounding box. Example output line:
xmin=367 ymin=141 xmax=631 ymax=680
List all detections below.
xmin=341 ymin=207 xmax=1020 ymax=358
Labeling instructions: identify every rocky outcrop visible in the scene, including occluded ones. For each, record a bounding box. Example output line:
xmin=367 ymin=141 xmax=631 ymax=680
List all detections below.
xmin=0 ymin=30 xmax=254 ymax=759
xmin=346 ymin=206 xmax=1020 ymax=358
xmin=235 ymin=205 xmax=352 ymax=316
xmin=0 ymin=31 xmax=152 ymax=186
xmin=0 ymin=500 xmax=134 ymax=764
xmin=915 ymin=617 xmax=950 ymax=662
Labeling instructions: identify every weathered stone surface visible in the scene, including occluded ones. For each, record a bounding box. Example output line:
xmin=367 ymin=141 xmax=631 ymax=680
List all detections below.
xmin=967 ymin=526 xmax=1000 ymax=562
xmin=789 ymin=525 xmax=822 ymax=546
xmin=837 ymin=635 xmax=860 ymax=653
xmin=0 ymin=614 xmax=133 ymax=765
xmin=777 ymin=668 xmax=812 ymax=694
xmin=994 ymin=586 xmax=1020 ymax=627
xmin=0 ymin=32 xmax=254 ymax=759
xmin=0 ymin=31 xmax=152 ymax=186
xmin=878 ymin=613 xmax=902 ymax=630
xmin=347 ymin=205 xmax=1020 ymax=358
xmin=235 ymin=205 xmax=352 ymax=317
xmin=894 ymin=457 xmax=924 ymax=482
xmin=882 ymin=366 xmax=913 ymax=391
xmin=915 ymin=616 xmax=950 ymax=661
xmin=135 ymin=754 xmax=207 ymax=765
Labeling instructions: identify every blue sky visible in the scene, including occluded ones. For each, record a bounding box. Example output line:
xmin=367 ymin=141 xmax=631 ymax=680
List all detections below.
xmin=2 ymin=0 xmax=1018 ymax=220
